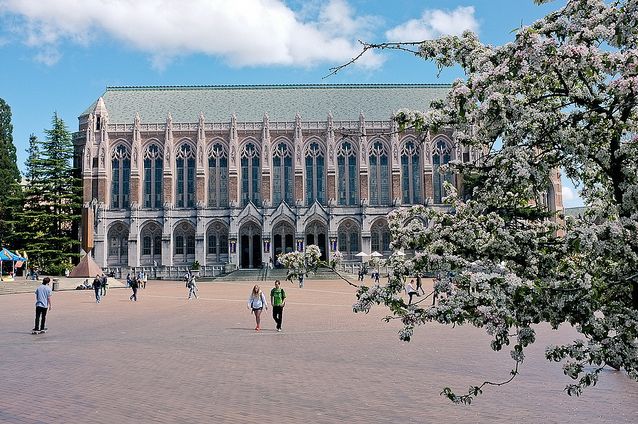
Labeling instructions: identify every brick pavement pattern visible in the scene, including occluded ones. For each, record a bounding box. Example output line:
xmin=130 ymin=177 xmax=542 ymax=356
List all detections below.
xmin=1 ymin=279 xmax=637 ymax=423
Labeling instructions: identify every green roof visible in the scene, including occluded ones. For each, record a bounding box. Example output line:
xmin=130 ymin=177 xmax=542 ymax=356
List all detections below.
xmin=81 ymin=84 xmax=450 ymax=123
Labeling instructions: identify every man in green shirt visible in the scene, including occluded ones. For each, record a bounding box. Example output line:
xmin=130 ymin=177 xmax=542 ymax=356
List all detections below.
xmin=270 ymin=280 xmax=286 ymax=332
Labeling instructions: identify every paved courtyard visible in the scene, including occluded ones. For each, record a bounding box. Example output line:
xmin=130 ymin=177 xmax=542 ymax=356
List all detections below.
xmin=1 ymin=278 xmax=637 ymax=423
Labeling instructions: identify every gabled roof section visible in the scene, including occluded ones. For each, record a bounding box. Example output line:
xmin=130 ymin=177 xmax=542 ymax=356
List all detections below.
xmin=80 ymin=84 xmax=450 ymax=123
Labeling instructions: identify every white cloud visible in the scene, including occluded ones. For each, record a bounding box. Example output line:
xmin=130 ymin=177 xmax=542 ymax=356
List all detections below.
xmin=385 ymin=6 xmax=478 ymax=41
xmin=0 ymin=0 xmax=383 ymax=68
xmin=561 ymin=185 xmax=577 ymax=202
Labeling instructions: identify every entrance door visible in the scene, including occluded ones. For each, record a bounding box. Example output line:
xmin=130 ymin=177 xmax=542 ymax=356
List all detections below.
xmin=239 ymin=222 xmax=262 ymax=268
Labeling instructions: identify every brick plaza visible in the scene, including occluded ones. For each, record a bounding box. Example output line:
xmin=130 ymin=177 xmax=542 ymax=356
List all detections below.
xmin=1 ymin=279 xmax=637 ymax=423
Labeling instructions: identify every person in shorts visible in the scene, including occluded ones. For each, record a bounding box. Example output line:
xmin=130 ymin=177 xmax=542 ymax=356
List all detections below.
xmin=247 ymin=285 xmax=268 ymax=331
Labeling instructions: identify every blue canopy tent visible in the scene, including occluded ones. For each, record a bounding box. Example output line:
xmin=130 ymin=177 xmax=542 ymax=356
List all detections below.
xmin=0 ymin=248 xmax=27 ymax=281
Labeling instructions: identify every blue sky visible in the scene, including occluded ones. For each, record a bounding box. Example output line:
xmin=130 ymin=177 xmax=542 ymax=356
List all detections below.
xmin=0 ymin=0 xmax=581 ymax=206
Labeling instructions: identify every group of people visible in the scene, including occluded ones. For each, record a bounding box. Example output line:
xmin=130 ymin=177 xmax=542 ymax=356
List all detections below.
xmin=357 ymin=266 xmax=381 ymax=283
xmin=405 ymin=277 xmax=426 ymax=304
xmin=126 ymin=272 xmax=147 ymax=301
xmin=247 ymin=280 xmax=286 ymax=331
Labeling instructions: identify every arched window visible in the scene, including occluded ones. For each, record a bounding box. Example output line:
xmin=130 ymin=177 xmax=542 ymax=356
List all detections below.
xmin=111 ymin=145 xmax=130 ymax=209
xmin=337 ymin=141 xmax=358 ymax=206
xmin=107 ymin=222 xmax=128 ymax=265
xmin=337 ymin=219 xmax=360 ymax=260
xmin=207 ymin=221 xmax=229 ymax=264
xmin=208 ymin=143 xmax=228 ymax=207
xmin=272 ymin=141 xmax=293 ymax=205
xmin=305 ymin=141 xmax=325 ymax=205
xmin=432 ymin=139 xmax=454 ymax=204
xmin=143 ymin=144 xmax=163 ymax=208
xmin=241 ymin=142 xmax=260 ymax=206
xmin=370 ymin=220 xmax=391 ymax=254
xmin=401 ymin=140 xmax=422 ymax=204
xmin=174 ymin=222 xmax=195 ymax=264
xmin=140 ymin=222 xmax=162 ymax=265
xmin=369 ymin=140 xmax=390 ymax=205
xmin=176 ymin=143 xmax=196 ymax=208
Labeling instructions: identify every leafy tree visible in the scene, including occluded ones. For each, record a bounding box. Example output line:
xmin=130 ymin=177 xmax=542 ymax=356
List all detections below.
xmin=0 ymin=98 xmax=22 ymax=247
xmin=19 ymin=115 xmax=82 ymax=273
xmin=336 ymin=0 xmax=638 ymax=403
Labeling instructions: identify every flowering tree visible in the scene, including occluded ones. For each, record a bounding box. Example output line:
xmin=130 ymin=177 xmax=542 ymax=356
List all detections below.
xmin=277 ymin=244 xmax=322 ymax=285
xmin=341 ymin=0 xmax=638 ymax=404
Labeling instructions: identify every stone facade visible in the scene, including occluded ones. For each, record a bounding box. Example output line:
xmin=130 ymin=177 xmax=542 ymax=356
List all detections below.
xmin=73 ymin=85 xmax=563 ymax=274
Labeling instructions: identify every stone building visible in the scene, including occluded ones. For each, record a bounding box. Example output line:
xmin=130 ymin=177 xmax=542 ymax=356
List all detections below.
xmin=74 ymin=84 xmax=563 ymax=274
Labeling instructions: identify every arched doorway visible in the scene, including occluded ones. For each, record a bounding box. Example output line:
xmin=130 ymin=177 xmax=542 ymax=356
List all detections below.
xmin=107 ymin=222 xmax=129 ymax=265
xmin=337 ymin=219 xmax=360 ymax=261
xmin=305 ymin=220 xmax=327 ymax=261
xmin=140 ymin=221 xmax=162 ymax=266
xmin=272 ymin=221 xmax=295 ymax=263
xmin=239 ymin=221 xmax=262 ymax=268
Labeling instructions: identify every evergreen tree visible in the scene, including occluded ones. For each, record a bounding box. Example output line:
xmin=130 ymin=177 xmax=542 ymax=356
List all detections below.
xmin=0 ymin=98 xmax=22 ymax=247
xmin=13 ymin=134 xmax=46 ymax=256
xmin=21 ymin=115 xmax=82 ymax=273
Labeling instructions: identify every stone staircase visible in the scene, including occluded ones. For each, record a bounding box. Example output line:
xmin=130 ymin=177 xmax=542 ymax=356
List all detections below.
xmin=200 ymin=267 xmax=349 ymax=283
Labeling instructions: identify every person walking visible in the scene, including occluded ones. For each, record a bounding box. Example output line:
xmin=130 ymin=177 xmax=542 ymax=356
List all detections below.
xmin=405 ymin=279 xmax=419 ymax=305
xmin=92 ymin=275 xmax=102 ymax=303
xmin=247 ymin=285 xmax=268 ymax=331
xmin=100 ymin=273 xmax=108 ymax=297
xmin=32 ymin=277 xmax=52 ymax=334
xmin=299 ymin=273 xmax=305 ymax=288
xmin=129 ymin=277 xmax=139 ymax=301
xmin=142 ymin=272 xmax=148 ymax=289
xmin=187 ymin=275 xmax=198 ymax=300
xmin=416 ymin=275 xmax=425 ymax=295
xmin=270 ymin=280 xmax=286 ymax=332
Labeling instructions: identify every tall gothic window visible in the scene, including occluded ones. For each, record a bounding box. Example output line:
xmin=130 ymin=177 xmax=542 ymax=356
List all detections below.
xmin=107 ymin=222 xmax=128 ymax=265
xmin=111 ymin=145 xmax=130 ymax=209
xmin=369 ymin=140 xmax=390 ymax=205
xmin=207 ymin=221 xmax=229 ymax=264
xmin=305 ymin=141 xmax=325 ymax=205
xmin=337 ymin=141 xmax=358 ymax=206
xmin=143 ymin=143 xmax=163 ymax=208
xmin=401 ymin=140 xmax=422 ymax=204
xmin=208 ymin=143 xmax=228 ymax=207
xmin=337 ymin=219 xmax=360 ymax=260
xmin=241 ymin=142 xmax=260 ymax=206
xmin=140 ymin=222 xmax=162 ymax=265
xmin=176 ymin=143 xmax=196 ymax=208
xmin=432 ymin=139 xmax=454 ymax=204
xmin=272 ymin=142 xmax=293 ymax=205
xmin=370 ymin=220 xmax=391 ymax=253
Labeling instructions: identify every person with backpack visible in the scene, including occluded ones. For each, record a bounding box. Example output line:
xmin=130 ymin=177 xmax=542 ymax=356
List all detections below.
xmin=247 ymin=285 xmax=268 ymax=331
xmin=187 ymin=275 xmax=198 ymax=300
xmin=129 ymin=277 xmax=139 ymax=301
xmin=270 ymin=280 xmax=286 ymax=332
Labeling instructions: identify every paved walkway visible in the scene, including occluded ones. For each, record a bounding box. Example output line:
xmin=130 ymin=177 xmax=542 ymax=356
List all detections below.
xmin=1 ymin=279 xmax=636 ymax=423
xmin=0 ymin=276 xmax=125 ymax=295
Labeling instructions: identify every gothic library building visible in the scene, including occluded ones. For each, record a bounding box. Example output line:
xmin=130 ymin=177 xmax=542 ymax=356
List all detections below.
xmin=75 ymin=85 xmax=563 ymax=273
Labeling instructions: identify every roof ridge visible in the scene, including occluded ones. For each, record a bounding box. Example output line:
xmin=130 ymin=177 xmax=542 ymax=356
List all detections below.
xmin=106 ymin=83 xmax=451 ymax=91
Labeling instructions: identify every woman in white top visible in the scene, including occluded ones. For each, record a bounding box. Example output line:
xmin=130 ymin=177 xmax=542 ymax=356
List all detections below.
xmin=405 ymin=279 xmax=419 ymax=305
xmin=247 ymin=285 xmax=268 ymax=331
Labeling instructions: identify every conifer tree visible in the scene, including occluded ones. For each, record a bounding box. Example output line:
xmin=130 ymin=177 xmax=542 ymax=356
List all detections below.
xmin=21 ymin=114 xmax=82 ymax=273
xmin=0 ymin=98 xmax=22 ymax=247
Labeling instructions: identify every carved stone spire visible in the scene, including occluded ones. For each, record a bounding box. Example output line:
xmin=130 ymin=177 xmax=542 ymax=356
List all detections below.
xmin=294 ymin=113 xmax=302 ymax=166
xmin=164 ymin=113 xmax=173 ymax=171
xmin=197 ymin=112 xmax=206 ymax=167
